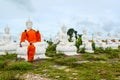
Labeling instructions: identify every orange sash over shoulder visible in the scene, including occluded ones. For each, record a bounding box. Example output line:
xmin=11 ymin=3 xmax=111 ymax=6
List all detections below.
xmin=20 ymin=31 xmax=27 ymax=43
xmin=36 ymin=31 xmax=41 ymax=42
xmin=27 ymin=44 xmax=36 ymax=61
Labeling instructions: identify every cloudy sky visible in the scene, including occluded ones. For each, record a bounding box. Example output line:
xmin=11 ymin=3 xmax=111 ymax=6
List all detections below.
xmin=0 ymin=0 xmax=120 ymax=40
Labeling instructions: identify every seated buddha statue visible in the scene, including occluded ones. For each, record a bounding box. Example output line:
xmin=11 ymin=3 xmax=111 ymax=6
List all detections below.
xmin=56 ymin=24 xmax=77 ymax=55
xmin=17 ymin=19 xmax=48 ymax=61
xmin=0 ymin=25 xmax=17 ymax=55
xmin=80 ymin=28 xmax=94 ymax=53
xmin=94 ymin=32 xmax=107 ymax=49
xmin=107 ymin=33 xmax=118 ymax=49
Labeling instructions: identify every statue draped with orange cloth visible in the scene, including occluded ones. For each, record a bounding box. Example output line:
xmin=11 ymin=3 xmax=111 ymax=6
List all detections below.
xmin=17 ymin=19 xmax=48 ymax=61
xmin=36 ymin=30 xmax=41 ymax=42
xmin=27 ymin=43 xmax=36 ymax=62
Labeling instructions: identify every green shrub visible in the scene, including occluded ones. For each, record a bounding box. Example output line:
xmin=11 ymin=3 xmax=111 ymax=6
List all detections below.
xmin=0 ymin=54 xmax=17 ymax=60
xmin=55 ymin=51 xmax=64 ymax=57
xmin=45 ymin=51 xmax=56 ymax=57
xmin=67 ymin=28 xmax=75 ymax=42
xmin=104 ymin=47 xmax=113 ymax=54
xmin=46 ymin=44 xmax=56 ymax=52
xmin=6 ymin=61 xmax=32 ymax=70
xmin=75 ymin=36 xmax=82 ymax=52
xmin=0 ymin=56 xmax=5 ymax=60
xmin=68 ymin=38 xmax=73 ymax=42
xmin=118 ymin=45 xmax=120 ymax=49
xmin=107 ymin=52 xmax=119 ymax=59
xmin=113 ymin=49 xmax=120 ymax=52
xmin=46 ymin=44 xmax=57 ymax=57
xmin=4 ymin=54 xmax=17 ymax=59
xmin=80 ymin=47 xmax=85 ymax=53
xmin=0 ymin=61 xmax=7 ymax=69
xmin=92 ymin=42 xmax=96 ymax=50
xmin=94 ymin=47 xmax=105 ymax=54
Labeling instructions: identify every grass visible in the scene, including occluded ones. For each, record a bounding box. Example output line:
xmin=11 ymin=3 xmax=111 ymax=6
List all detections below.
xmin=0 ymin=51 xmax=120 ymax=80
xmin=5 ymin=61 xmax=32 ymax=70
xmin=0 ymin=61 xmax=6 ymax=69
xmin=32 ymin=59 xmax=120 ymax=80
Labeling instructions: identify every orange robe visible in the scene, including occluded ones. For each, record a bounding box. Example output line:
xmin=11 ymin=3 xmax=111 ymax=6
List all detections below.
xmin=20 ymin=31 xmax=27 ymax=43
xmin=27 ymin=29 xmax=37 ymax=43
xmin=36 ymin=32 xmax=41 ymax=42
xmin=27 ymin=44 xmax=36 ymax=61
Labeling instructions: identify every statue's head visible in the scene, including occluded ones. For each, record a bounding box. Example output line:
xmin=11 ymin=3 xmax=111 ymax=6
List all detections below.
xmin=83 ymin=28 xmax=87 ymax=34
xmin=61 ymin=24 xmax=67 ymax=33
xmin=97 ymin=32 xmax=101 ymax=36
xmin=115 ymin=33 xmax=118 ymax=38
xmin=26 ymin=19 xmax=33 ymax=30
xmin=107 ymin=32 xmax=111 ymax=37
xmin=4 ymin=25 xmax=10 ymax=34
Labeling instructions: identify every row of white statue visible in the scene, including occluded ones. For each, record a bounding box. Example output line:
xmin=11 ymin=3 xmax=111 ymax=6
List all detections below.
xmin=0 ymin=19 xmax=120 ymax=61
xmin=81 ymin=29 xmax=120 ymax=53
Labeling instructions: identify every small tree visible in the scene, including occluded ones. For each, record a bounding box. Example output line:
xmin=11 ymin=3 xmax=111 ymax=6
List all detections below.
xmin=75 ymin=34 xmax=82 ymax=52
xmin=74 ymin=30 xmax=78 ymax=39
xmin=92 ymin=41 xmax=96 ymax=51
xmin=67 ymin=28 xmax=75 ymax=42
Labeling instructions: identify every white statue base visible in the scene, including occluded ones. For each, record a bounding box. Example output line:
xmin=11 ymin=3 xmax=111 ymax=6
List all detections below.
xmin=106 ymin=39 xmax=118 ymax=49
xmin=106 ymin=33 xmax=119 ymax=49
xmin=56 ymin=44 xmax=78 ymax=56
xmin=17 ymin=42 xmax=49 ymax=61
xmin=95 ymin=42 xmax=107 ymax=49
xmin=107 ymin=43 xmax=118 ymax=49
xmin=0 ymin=43 xmax=17 ymax=55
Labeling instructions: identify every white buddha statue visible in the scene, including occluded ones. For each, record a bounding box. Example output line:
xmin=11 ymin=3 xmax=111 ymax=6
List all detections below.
xmin=3 ymin=26 xmax=12 ymax=43
xmin=17 ymin=19 xmax=48 ymax=61
xmin=95 ymin=32 xmax=107 ymax=49
xmin=53 ymin=32 xmax=60 ymax=44
xmin=0 ymin=35 xmax=3 ymax=46
xmin=26 ymin=19 xmax=33 ymax=30
xmin=0 ymin=25 xmax=17 ymax=55
xmin=114 ymin=33 xmax=120 ymax=46
xmin=81 ymin=28 xmax=88 ymax=46
xmin=107 ymin=33 xmax=118 ymax=49
xmin=56 ymin=24 xmax=77 ymax=55
xmin=20 ymin=19 xmax=33 ymax=46
xmin=80 ymin=28 xmax=94 ymax=53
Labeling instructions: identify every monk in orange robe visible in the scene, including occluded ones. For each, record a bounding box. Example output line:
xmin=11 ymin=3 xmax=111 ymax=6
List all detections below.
xmin=36 ymin=30 xmax=41 ymax=42
xmin=27 ymin=29 xmax=37 ymax=43
xmin=27 ymin=43 xmax=36 ymax=62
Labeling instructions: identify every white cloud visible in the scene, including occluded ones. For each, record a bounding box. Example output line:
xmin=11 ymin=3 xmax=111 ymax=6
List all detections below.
xmin=6 ymin=0 xmax=33 ymax=12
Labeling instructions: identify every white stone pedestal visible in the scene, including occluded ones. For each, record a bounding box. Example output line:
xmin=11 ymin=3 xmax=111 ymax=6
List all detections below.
xmin=17 ymin=42 xmax=49 ymax=61
xmin=56 ymin=45 xmax=78 ymax=56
